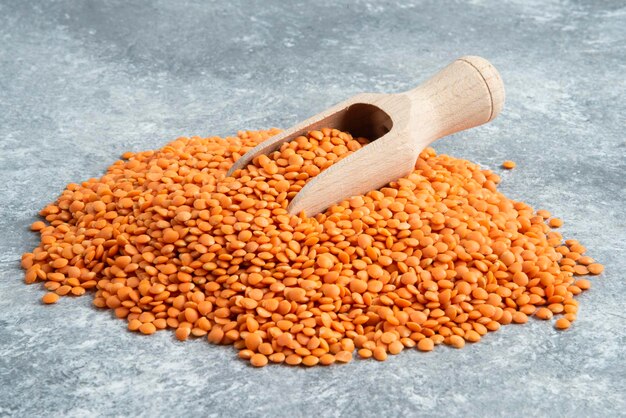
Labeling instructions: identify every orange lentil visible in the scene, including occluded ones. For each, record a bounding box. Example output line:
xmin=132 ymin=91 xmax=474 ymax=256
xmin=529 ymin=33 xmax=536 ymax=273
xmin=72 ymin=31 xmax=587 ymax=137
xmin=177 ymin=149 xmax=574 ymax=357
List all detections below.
xmin=335 ymin=351 xmax=353 ymax=363
xmin=537 ymin=209 xmax=551 ymax=219
xmin=175 ymin=327 xmax=191 ymax=341
xmin=465 ymin=330 xmax=481 ymax=343
xmin=139 ymin=323 xmax=156 ymax=335
xmin=417 ymin=338 xmax=434 ymax=352
xmin=388 ymin=340 xmax=404 ymax=355
xmin=31 ymin=221 xmax=46 ymax=231
xmin=563 ymin=313 xmax=577 ymax=322
xmin=285 ymin=354 xmax=302 ymax=366
xmin=367 ymin=264 xmax=384 ymax=279
xmin=373 ymin=347 xmax=388 ymax=361
xmin=128 ymin=319 xmax=142 ymax=332
xmin=23 ymin=127 xmax=603 ymax=366
xmin=245 ymin=333 xmax=263 ymax=351
xmin=573 ymin=265 xmax=589 ymax=275
xmin=512 ymin=312 xmax=529 ymax=324
xmin=555 ymin=318 xmax=571 ymax=330
xmin=576 ymin=256 xmax=594 ymax=265
xmin=250 ymin=353 xmax=268 ymax=367
xmin=42 ymin=292 xmax=59 ymax=304
xmin=502 ymin=160 xmax=516 ymax=169
xmin=575 ymin=279 xmax=591 ymax=290
xmin=358 ymin=349 xmax=373 ymax=359
xmin=448 ymin=335 xmax=465 ymax=349
xmin=269 ymin=353 xmax=286 ymax=364
xmin=381 ymin=332 xmax=397 ymax=344
xmin=302 ymin=355 xmax=320 ymax=367
xmin=535 ymin=307 xmax=553 ymax=320
xmin=319 ymin=354 xmax=336 ymax=365
xmin=317 ymin=254 xmax=334 ymax=269
xmin=587 ymin=264 xmax=604 ymax=275
xmin=548 ymin=218 xmax=563 ymax=228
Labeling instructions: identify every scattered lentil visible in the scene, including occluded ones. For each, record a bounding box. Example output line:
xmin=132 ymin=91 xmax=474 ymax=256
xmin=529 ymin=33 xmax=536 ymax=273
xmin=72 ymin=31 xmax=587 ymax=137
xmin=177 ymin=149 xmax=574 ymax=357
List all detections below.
xmin=588 ymin=264 xmax=604 ymax=275
xmin=549 ymin=218 xmax=563 ymax=228
xmin=42 ymin=292 xmax=59 ymax=304
xmin=555 ymin=318 xmax=571 ymax=330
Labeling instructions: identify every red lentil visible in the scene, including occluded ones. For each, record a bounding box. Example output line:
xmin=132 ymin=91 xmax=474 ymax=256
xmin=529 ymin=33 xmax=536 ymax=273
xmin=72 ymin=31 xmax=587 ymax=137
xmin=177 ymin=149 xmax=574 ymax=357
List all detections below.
xmin=22 ymin=127 xmax=603 ymax=367
xmin=535 ymin=307 xmax=553 ymax=320
xmin=447 ymin=335 xmax=465 ymax=349
xmin=555 ymin=318 xmax=571 ymax=330
xmin=587 ymin=264 xmax=604 ymax=275
xmin=417 ymin=338 xmax=435 ymax=352
xmin=549 ymin=218 xmax=563 ymax=228
xmin=42 ymin=292 xmax=59 ymax=304
xmin=250 ymin=353 xmax=268 ymax=367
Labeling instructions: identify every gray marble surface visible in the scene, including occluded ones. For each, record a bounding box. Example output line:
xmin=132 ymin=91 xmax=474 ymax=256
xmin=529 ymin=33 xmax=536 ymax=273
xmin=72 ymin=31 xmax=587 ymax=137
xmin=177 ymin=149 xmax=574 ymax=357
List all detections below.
xmin=1 ymin=1 xmax=625 ymax=417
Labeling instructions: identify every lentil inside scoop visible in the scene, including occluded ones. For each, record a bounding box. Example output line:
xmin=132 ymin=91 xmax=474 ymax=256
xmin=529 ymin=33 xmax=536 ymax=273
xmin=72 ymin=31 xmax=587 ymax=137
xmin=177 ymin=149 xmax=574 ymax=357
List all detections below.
xmin=22 ymin=128 xmax=603 ymax=367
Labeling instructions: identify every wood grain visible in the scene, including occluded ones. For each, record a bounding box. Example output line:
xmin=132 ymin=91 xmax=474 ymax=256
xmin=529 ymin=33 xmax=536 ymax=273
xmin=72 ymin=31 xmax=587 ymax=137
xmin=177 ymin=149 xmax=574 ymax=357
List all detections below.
xmin=227 ymin=56 xmax=505 ymax=216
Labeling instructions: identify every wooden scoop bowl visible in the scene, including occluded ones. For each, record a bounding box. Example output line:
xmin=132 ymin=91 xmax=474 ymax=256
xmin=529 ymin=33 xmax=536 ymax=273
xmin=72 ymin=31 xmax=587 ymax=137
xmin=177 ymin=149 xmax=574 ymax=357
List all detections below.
xmin=227 ymin=55 xmax=505 ymax=216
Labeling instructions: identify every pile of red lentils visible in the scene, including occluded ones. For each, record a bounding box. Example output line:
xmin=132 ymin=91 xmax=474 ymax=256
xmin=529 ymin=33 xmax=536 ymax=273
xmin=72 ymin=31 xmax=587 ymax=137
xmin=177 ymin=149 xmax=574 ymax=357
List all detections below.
xmin=22 ymin=128 xmax=604 ymax=367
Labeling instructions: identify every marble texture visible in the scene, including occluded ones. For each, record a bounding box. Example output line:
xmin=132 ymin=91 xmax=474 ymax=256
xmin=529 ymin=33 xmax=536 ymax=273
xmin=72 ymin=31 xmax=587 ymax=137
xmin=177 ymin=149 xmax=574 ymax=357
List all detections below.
xmin=1 ymin=0 xmax=625 ymax=417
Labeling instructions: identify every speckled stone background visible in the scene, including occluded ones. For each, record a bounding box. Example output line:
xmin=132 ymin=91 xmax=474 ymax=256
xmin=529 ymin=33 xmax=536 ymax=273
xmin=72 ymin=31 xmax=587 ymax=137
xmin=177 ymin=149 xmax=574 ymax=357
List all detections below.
xmin=1 ymin=1 xmax=625 ymax=417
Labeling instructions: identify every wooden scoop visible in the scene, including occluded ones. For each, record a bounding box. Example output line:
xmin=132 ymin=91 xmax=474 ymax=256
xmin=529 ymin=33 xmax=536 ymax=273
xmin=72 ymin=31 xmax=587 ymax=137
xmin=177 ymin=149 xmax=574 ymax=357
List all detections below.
xmin=227 ymin=55 xmax=504 ymax=216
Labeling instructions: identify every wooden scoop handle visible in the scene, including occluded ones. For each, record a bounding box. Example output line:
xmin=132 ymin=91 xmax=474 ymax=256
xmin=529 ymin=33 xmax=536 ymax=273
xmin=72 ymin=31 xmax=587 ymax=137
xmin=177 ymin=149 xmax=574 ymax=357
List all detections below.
xmin=405 ymin=56 xmax=505 ymax=141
